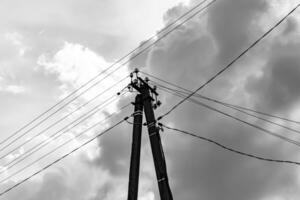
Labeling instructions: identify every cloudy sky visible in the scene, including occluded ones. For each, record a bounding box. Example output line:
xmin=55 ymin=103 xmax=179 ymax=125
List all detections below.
xmin=0 ymin=0 xmax=300 ymax=199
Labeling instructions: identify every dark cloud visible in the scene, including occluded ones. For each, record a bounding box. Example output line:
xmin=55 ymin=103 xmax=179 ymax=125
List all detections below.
xmin=1 ymin=0 xmax=295 ymax=199
xmin=124 ymin=0 xmax=300 ymax=199
xmin=92 ymin=95 xmax=132 ymax=176
xmin=207 ymin=0 xmax=268 ymax=64
xmin=246 ymin=41 xmax=300 ymax=113
xmin=283 ymin=18 xmax=298 ymax=35
xmin=0 ymin=157 xmax=107 ymax=200
xmin=165 ymin=105 xmax=300 ymax=200
xmin=31 ymin=171 xmax=68 ymax=200
xmin=96 ymin=121 xmax=132 ymax=176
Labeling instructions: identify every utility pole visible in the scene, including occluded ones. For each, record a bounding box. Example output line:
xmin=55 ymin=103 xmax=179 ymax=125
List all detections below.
xmin=127 ymin=94 xmax=143 ymax=200
xmin=127 ymin=70 xmax=173 ymax=200
xmin=141 ymin=83 xmax=173 ymax=200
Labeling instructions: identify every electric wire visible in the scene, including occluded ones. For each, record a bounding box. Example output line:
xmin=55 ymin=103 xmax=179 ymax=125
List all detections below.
xmin=0 ymin=103 xmax=131 ymax=186
xmin=159 ymin=88 xmax=300 ymax=148
xmin=0 ymin=70 xmax=123 ymax=147
xmin=0 ymin=0 xmax=215 ymax=148
xmin=200 ymin=97 xmax=300 ymax=135
xmin=0 ymin=116 xmax=128 ymax=197
xmin=0 ymin=92 xmax=129 ymax=175
xmin=157 ymin=3 xmax=300 ymax=121
xmin=193 ymin=94 xmax=300 ymax=125
xmin=0 ymin=88 xmax=127 ymax=162
xmin=160 ymin=124 xmax=300 ymax=166
xmin=0 ymin=75 xmax=129 ymax=155
xmin=141 ymin=70 xmax=300 ymax=125
xmin=152 ymin=81 xmax=300 ymax=136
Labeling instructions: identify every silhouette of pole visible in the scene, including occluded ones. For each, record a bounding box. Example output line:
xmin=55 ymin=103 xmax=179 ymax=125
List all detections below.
xmin=141 ymin=85 xmax=173 ymax=200
xmin=127 ymin=94 xmax=143 ymax=200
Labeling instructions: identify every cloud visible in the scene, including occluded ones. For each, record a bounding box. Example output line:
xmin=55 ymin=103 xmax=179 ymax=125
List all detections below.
xmin=0 ymin=71 xmax=27 ymax=95
xmin=37 ymin=41 xmax=129 ymax=114
xmin=125 ymin=0 xmax=300 ymax=199
xmin=0 ymin=84 xmax=27 ymax=94
xmin=1 ymin=0 xmax=300 ymax=199
xmin=0 ymin=0 xmax=191 ymax=62
xmin=0 ymin=154 xmax=112 ymax=200
xmin=206 ymin=0 xmax=268 ymax=64
xmin=0 ymin=40 xmax=130 ymax=199
xmin=246 ymin=41 xmax=300 ymax=113
xmin=4 ymin=32 xmax=29 ymax=56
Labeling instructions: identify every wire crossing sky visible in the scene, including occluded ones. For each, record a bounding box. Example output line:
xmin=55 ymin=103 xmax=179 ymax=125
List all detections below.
xmin=0 ymin=115 xmax=130 ymax=197
xmin=141 ymin=70 xmax=300 ymax=125
xmin=0 ymin=0 xmax=216 ymax=150
xmin=158 ymin=3 xmax=300 ymax=121
xmin=0 ymin=93 xmax=130 ymax=177
xmin=159 ymin=87 xmax=300 ymax=147
xmin=1 ymin=0 xmax=300 ymax=199
xmin=161 ymin=124 xmax=300 ymax=166
xmin=150 ymin=78 xmax=300 ymax=136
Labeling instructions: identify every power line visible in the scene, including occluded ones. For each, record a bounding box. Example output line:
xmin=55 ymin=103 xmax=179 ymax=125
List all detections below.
xmin=0 ymin=68 xmax=124 ymax=147
xmin=0 ymin=116 xmax=128 ymax=197
xmin=0 ymin=92 xmax=130 ymax=175
xmin=158 ymin=3 xmax=300 ymax=121
xmin=0 ymin=0 xmax=215 ymax=148
xmin=152 ymin=81 xmax=300 ymax=136
xmin=0 ymin=0 xmax=217 ymax=195
xmin=219 ymin=101 xmax=300 ymax=125
xmin=0 ymin=103 xmax=131 ymax=186
xmin=159 ymin=88 xmax=300 ymax=148
xmin=0 ymin=90 xmax=125 ymax=162
xmin=144 ymin=72 xmax=300 ymax=145
xmin=160 ymin=123 xmax=300 ymax=166
xmin=142 ymin=70 xmax=300 ymax=125
xmin=193 ymin=94 xmax=300 ymax=126
xmin=210 ymin=101 xmax=300 ymax=135
xmin=0 ymin=75 xmax=129 ymax=154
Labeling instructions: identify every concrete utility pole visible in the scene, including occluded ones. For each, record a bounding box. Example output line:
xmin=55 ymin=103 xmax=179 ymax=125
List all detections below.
xmin=127 ymin=94 xmax=143 ymax=200
xmin=127 ymin=70 xmax=173 ymax=200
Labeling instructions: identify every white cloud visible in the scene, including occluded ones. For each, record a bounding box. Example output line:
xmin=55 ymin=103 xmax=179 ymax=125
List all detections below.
xmin=0 ymin=75 xmax=27 ymax=94
xmin=2 ymin=0 xmax=300 ymax=199
xmin=4 ymin=85 xmax=27 ymax=94
xmin=38 ymin=42 xmax=128 ymax=93
xmin=4 ymin=32 xmax=29 ymax=56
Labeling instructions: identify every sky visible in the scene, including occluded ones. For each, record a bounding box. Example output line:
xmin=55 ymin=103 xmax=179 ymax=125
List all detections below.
xmin=0 ymin=0 xmax=300 ymax=199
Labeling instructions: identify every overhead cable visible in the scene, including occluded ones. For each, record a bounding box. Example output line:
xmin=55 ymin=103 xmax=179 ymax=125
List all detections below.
xmin=153 ymin=81 xmax=300 ymax=136
xmin=158 ymin=4 xmax=300 ymax=121
xmin=159 ymin=88 xmax=300 ymax=148
xmin=0 ymin=92 xmax=129 ymax=175
xmin=0 ymin=104 xmax=131 ymax=186
xmin=0 ymin=75 xmax=129 ymax=154
xmin=0 ymin=0 xmax=216 ymax=148
xmin=161 ymin=123 xmax=300 ymax=166
xmin=142 ymin=70 xmax=300 ymax=125
xmin=0 ymin=116 xmax=128 ymax=197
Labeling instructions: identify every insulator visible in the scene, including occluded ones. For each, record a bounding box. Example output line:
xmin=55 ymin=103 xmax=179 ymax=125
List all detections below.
xmin=134 ymin=68 xmax=139 ymax=73
xmin=145 ymin=77 xmax=149 ymax=82
xmin=130 ymin=72 xmax=133 ymax=78
xmin=157 ymin=100 xmax=162 ymax=107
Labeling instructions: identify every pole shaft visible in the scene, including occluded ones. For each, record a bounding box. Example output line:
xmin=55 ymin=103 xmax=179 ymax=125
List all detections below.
xmin=127 ymin=94 xmax=144 ymax=200
xmin=142 ymin=87 xmax=173 ymax=200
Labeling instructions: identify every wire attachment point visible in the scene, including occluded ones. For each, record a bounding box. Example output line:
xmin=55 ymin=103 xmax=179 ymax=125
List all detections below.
xmin=157 ymin=123 xmax=164 ymax=132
